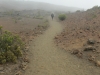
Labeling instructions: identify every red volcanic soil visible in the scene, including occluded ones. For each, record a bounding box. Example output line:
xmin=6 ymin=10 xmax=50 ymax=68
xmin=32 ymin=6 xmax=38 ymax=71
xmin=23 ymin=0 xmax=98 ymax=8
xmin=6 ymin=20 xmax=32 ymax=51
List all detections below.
xmin=55 ymin=6 xmax=100 ymax=66
xmin=0 ymin=10 xmax=49 ymax=75
xmin=0 ymin=10 xmax=49 ymax=43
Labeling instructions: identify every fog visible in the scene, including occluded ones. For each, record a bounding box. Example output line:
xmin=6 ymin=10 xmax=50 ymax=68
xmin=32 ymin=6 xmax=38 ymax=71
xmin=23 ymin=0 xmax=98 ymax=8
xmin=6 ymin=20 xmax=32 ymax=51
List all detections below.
xmin=0 ymin=0 xmax=83 ymax=12
xmin=0 ymin=0 xmax=99 ymax=12
xmin=12 ymin=0 xmax=100 ymax=9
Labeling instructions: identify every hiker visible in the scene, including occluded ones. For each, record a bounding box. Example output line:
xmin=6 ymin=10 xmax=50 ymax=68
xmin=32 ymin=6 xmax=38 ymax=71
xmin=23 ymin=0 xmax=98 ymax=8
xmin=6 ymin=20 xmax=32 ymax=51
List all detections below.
xmin=51 ymin=13 xmax=54 ymax=20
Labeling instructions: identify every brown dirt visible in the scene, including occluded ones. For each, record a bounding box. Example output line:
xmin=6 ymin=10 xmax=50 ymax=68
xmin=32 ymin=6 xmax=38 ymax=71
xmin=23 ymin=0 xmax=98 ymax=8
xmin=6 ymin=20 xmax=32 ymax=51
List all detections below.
xmin=55 ymin=7 xmax=100 ymax=69
xmin=0 ymin=10 xmax=49 ymax=75
xmin=25 ymin=17 xmax=100 ymax=75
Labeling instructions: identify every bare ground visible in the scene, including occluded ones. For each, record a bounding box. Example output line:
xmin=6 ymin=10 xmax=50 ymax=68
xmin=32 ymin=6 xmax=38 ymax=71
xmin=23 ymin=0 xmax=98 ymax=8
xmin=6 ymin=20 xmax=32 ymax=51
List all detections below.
xmin=0 ymin=10 xmax=49 ymax=75
xmin=25 ymin=17 xmax=100 ymax=75
xmin=55 ymin=7 xmax=100 ymax=68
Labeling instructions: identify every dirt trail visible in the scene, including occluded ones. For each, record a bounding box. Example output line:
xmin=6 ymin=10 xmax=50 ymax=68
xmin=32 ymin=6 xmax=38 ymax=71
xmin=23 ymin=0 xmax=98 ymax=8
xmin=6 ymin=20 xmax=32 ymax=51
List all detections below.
xmin=25 ymin=17 xmax=100 ymax=75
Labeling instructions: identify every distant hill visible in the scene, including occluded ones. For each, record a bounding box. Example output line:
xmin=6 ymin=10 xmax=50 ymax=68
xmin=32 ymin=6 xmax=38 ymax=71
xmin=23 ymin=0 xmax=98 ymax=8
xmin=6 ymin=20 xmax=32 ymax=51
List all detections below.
xmin=0 ymin=1 xmax=82 ymax=12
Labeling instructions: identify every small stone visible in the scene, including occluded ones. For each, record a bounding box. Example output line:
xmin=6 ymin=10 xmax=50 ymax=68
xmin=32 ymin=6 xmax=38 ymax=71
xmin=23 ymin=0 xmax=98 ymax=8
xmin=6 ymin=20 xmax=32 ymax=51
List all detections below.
xmin=97 ymin=41 xmax=100 ymax=43
xmin=25 ymin=47 xmax=29 ymax=50
xmin=97 ymin=51 xmax=100 ymax=53
xmin=72 ymin=49 xmax=79 ymax=54
xmin=88 ymin=56 xmax=95 ymax=61
xmin=54 ymin=36 xmax=58 ymax=39
xmin=87 ymin=39 xmax=96 ymax=44
xmin=0 ymin=67 xmax=4 ymax=71
xmin=95 ymin=45 xmax=99 ymax=48
xmin=20 ymin=62 xmax=27 ymax=70
xmin=78 ymin=65 xmax=80 ymax=68
xmin=76 ymin=52 xmax=83 ymax=58
xmin=23 ymin=57 xmax=30 ymax=63
xmin=14 ymin=67 xmax=19 ymax=70
xmin=15 ymin=71 xmax=21 ymax=75
xmin=95 ymin=61 xmax=100 ymax=67
xmin=84 ymin=46 xmax=96 ymax=51
xmin=0 ymin=71 xmax=5 ymax=74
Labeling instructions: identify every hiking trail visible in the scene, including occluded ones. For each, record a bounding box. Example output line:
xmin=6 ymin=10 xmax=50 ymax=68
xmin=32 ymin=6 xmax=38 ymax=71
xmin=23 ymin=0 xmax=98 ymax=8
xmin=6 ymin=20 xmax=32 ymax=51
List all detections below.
xmin=25 ymin=17 xmax=100 ymax=75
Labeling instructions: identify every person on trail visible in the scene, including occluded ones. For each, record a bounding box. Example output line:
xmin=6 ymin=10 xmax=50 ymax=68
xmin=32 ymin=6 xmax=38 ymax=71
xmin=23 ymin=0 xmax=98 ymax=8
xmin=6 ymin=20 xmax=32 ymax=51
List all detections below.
xmin=51 ymin=13 xmax=54 ymax=20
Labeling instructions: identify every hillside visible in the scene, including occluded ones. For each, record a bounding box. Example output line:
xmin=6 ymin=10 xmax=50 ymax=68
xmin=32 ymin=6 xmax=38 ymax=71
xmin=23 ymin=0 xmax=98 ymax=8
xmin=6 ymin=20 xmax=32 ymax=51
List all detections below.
xmin=55 ymin=6 xmax=100 ymax=66
xmin=0 ymin=1 xmax=82 ymax=12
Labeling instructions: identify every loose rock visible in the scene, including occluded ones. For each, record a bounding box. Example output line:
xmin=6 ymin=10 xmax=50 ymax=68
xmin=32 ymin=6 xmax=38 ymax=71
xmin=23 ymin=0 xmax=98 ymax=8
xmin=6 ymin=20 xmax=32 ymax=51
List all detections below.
xmin=88 ymin=56 xmax=95 ymax=61
xmin=76 ymin=52 xmax=83 ymax=58
xmin=95 ymin=61 xmax=100 ymax=67
xmin=15 ymin=71 xmax=21 ymax=75
xmin=87 ymin=39 xmax=96 ymax=44
xmin=0 ymin=67 xmax=4 ymax=71
xmin=23 ymin=57 xmax=30 ymax=63
xmin=54 ymin=36 xmax=58 ymax=39
xmin=72 ymin=49 xmax=79 ymax=54
xmin=20 ymin=62 xmax=27 ymax=70
xmin=84 ymin=46 xmax=96 ymax=51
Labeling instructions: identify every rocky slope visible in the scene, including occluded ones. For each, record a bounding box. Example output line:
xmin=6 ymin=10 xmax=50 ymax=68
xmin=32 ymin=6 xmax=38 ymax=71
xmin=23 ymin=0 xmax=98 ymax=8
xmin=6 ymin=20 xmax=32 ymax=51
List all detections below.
xmin=55 ymin=6 xmax=100 ymax=66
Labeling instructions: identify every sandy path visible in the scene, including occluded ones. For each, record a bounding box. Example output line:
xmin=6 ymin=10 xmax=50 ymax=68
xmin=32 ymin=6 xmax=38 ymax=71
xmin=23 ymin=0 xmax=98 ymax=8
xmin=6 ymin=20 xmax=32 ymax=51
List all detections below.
xmin=25 ymin=17 xmax=100 ymax=75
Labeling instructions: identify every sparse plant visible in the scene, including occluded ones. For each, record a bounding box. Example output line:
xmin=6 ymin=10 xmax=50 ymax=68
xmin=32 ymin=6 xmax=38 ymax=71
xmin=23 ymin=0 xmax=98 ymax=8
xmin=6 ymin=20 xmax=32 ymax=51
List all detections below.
xmin=38 ymin=24 xmax=41 ymax=27
xmin=0 ymin=29 xmax=24 ymax=64
xmin=42 ymin=23 xmax=47 ymax=29
xmin=18 ymin=17 xmax=22 ymax=20
xmin=58 ymin=14 xmax=66 ymax=21
xmin=15 ymin=20 xmax=17 ymax=23
xmin=92 ymin=14 xmax=97 ymax=18
xmin=0 ymin=25 xmax=2 ymax=35
xmin=35 ymin=16 xmax=43 ymax=19
xmin=92 ymin=5 xmax=98 ymax=9
xmin=44 ymin=19 xmax=48 ymax=23
xmin=76 ymin=10 xmax=81 ymax=12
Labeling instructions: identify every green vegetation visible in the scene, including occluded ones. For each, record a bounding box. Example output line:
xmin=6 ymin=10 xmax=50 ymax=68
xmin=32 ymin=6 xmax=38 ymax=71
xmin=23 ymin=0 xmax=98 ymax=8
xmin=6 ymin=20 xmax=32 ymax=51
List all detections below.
xmin=0 ymin=27 xmax=24 ymax=64
xmin=91 ymin=13 xmax=97 ymax=18
xmin=92 ymin=5 xmax=99 ymax=9
xmin=76 ymin=10 xmax=81 ymax=12
xmin=15 ymin=20 xmax=17 ymax=23
xmin=33 ymin=16 xmax=43 ymax=19
xmin=38 ymin=19 xmax=49 ymax=29
xmin=58 ymin=14 xmax=66 ymax=21
xmin=38 ymin=24 xmax=41 ymax=27
xmin=44 ymin=19 xmax=48 ymax=23
xmin=0 ymin=26 xmax=3 ymax=34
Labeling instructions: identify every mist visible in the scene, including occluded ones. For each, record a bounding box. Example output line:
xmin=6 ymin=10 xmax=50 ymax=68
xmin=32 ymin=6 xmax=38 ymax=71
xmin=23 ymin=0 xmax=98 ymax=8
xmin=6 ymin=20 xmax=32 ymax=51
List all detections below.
xmin=1 ymin=0 xmax=100 ymax=9
xmin=0 ymin=0 xmax=82 ymax=12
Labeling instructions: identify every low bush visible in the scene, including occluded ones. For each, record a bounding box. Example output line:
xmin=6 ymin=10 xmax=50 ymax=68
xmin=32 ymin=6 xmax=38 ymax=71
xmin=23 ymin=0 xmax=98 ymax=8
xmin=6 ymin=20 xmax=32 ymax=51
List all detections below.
xmin=0 ymin=30 xmax=24 ymax=64
xmin=58 ymin=14 xmax=66 ymax=21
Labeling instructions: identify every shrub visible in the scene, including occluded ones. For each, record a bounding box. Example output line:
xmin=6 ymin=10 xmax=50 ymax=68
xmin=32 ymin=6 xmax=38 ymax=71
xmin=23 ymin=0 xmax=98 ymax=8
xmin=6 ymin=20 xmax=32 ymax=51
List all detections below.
xmin=35 ymin=16 xmax=43 ymax=19
xmin=15 ymin=20 xmax=17 ymax=23
xmin=58 ymin=14 xmax=66 ymax=21
xmin=76 ymin=10 xmax=81 ymax=12
xmin=0 ymin=26 xmax=2 ymax=34
xmin=92 ymin=5 xmax=98 ymax=9
xmin=0 ymin=30 xmax=24 ymax=64
xmin=92 ymin=14 xmax=97 ymax=18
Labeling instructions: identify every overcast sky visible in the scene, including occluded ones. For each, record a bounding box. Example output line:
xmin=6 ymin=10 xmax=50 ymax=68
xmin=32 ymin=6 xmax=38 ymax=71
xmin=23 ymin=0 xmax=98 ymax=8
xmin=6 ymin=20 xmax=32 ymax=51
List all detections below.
xmin=20 ymin=0 xmax=99 ymax=9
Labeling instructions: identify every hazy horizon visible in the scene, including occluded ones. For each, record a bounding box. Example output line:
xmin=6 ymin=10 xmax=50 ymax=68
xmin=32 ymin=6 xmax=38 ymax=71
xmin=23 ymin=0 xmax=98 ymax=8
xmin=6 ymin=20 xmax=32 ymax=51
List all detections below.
xmin=0 ymin=0 xmax=83 ymax=12
xmin=6 ymin=0 xmax=100 ymax=9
